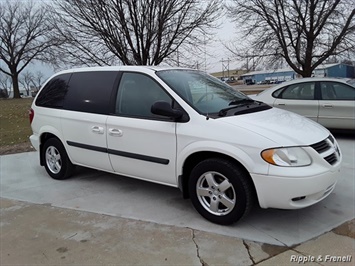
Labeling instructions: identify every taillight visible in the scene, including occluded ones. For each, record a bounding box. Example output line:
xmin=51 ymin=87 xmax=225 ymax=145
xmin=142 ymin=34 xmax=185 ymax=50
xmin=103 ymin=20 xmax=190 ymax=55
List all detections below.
xmin=29 ymin=108 xmax=34 ymax=124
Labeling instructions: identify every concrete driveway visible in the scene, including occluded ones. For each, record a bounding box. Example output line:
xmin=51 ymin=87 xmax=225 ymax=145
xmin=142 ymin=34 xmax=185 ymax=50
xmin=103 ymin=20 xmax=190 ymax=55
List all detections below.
xmin=1 ymin=133 xmax=354 ymax=246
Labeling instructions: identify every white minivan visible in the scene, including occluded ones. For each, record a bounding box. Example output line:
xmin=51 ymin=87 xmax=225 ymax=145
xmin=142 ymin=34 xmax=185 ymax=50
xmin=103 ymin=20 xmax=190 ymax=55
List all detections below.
xmin=29 ymin=66 xmax=342 ymax=224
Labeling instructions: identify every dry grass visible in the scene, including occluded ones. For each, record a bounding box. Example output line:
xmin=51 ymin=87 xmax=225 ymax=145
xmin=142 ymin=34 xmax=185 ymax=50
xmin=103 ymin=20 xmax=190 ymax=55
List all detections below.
xmin=0 ymin=98 xmax=34 ymax=154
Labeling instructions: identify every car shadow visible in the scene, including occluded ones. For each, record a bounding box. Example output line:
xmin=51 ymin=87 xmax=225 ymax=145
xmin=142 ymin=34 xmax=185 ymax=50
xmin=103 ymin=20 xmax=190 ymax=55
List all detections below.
xmin=330 ymin=129 xmax=355 ymax=139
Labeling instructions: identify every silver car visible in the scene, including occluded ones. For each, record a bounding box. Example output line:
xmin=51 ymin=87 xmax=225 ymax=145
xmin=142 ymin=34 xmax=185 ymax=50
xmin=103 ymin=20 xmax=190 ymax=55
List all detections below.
xmin=251 ymin=77 xmax=355 ymax=130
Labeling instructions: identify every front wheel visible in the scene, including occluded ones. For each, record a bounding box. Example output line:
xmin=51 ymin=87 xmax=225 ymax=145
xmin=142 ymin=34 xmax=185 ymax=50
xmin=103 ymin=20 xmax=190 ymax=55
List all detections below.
xmin=42 ymin=138 xmax=74 ymax=180
xmin=188 ymin=158 xmax=254 ymax=225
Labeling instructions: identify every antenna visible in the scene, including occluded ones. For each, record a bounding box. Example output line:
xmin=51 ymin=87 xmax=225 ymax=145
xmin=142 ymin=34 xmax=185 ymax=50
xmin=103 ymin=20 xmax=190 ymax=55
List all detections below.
xmin=204 ymin=34 xmax=207 ymax=72
xmin=205 ymin=35 xmax=209 ymax=120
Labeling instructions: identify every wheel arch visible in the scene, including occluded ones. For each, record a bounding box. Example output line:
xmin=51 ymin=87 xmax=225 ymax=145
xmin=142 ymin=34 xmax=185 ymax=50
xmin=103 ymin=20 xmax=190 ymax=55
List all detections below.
xmin=179 ymin=150 xmax=257 ymax=202
xmin=39 ymin=132 xmax=62 ymax=166
xmin=41 ymin=136 xmax=75 ymax=180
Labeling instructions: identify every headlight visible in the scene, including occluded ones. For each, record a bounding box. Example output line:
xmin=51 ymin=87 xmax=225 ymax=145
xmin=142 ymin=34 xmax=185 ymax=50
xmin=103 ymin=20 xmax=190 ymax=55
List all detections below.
xmin=261 ymin=147 xmax=312 ymax=167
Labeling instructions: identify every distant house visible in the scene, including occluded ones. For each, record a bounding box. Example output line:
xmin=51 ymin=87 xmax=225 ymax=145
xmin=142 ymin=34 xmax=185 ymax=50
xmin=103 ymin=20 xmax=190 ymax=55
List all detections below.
xmin=240 ymin=63 xmax=355 ymax=84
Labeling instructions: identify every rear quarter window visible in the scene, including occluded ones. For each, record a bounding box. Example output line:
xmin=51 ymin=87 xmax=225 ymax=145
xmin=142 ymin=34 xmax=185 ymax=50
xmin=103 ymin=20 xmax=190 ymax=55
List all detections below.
xmin=35 ymin=73 xmax=71 ymax=108
xmin=63 ymin=71 xmax=119 ymax=114
xmin=272 ymin=87 xmax=284 ymax=98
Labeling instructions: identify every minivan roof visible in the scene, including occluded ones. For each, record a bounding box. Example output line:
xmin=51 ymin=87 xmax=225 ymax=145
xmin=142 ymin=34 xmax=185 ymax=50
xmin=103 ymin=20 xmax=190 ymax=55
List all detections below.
xmin=55 ymin=65 xmax=192 ymax=75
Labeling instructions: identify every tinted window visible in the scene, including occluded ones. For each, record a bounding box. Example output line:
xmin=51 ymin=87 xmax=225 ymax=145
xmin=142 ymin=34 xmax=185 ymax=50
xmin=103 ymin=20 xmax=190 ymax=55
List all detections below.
xmin=272 ymin=88 xmax=284 ymax=98
xmin=115 ymin=72 xmax=172 ymax=118
xmin=276 ymin=82 xmax=315 ymax=100
xmin=320 ymin=81 xmax=355 ymax=100
xmin=64 ymin=71 xmax=118 ymax=114
xmin=35 ymin=73 xmax=71 ymax=108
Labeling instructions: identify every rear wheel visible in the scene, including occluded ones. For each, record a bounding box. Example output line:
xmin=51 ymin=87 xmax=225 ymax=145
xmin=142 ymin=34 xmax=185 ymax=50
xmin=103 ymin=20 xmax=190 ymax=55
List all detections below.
xmin=42 ymin=138 xmax=74 ymax=180
xmin=188 ymin=158 xmax=254 ymax=225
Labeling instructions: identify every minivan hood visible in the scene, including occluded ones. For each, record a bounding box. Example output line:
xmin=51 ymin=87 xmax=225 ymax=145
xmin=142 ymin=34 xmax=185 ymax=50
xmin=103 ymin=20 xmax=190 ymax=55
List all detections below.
xmin=220 ymin=107 xmax=329 ymax=146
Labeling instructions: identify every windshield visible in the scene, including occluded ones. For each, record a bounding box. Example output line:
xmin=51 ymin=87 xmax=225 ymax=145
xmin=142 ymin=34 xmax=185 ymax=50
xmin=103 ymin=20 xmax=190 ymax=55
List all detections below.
xmin=157 ymin=70 xmax=249 ymax=114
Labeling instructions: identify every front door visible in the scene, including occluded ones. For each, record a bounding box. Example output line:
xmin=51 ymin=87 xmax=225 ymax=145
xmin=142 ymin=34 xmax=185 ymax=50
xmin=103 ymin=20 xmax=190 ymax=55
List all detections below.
xmin=107 ymin=72 xmax=177 ymax=186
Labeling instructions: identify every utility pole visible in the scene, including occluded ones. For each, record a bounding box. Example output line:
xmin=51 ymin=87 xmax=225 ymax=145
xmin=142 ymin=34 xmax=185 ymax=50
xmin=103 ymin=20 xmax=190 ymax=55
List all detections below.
xmin=221 ymin=58 xmax=231 ymax=78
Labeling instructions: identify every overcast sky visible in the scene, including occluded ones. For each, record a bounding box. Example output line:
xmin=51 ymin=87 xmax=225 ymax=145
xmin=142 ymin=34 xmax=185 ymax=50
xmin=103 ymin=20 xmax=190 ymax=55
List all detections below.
xmin=1 ymin=0 xmax=239 ymax=79
xmin=26 ymin=21 xmax=238 ymax=79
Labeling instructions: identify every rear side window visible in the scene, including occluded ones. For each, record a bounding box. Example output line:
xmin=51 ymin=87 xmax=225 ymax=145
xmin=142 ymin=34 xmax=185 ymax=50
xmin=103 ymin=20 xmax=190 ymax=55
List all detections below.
xmin=64 ymin=71 xmax=118 ymax=114
xmin=35 ymin=73 xmax=71 ymax=108
xmin=274 ymin=82 xmax=315 ymax=100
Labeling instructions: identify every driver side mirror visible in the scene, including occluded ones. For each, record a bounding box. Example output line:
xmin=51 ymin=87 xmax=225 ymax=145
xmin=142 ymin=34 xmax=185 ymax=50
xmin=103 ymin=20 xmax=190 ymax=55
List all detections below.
xmin=151 ymin=101 xmax=183 ymax=119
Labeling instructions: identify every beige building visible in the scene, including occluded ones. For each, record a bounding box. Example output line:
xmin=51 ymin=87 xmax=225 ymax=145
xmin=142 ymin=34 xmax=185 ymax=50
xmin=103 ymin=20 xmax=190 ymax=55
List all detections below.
xmin=210 ymin=69 xmax=248 ymax=80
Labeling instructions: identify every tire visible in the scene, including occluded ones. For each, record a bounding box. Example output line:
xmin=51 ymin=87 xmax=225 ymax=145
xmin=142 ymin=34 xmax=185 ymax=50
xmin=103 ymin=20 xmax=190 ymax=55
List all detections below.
xmin=188 ymin=158 xmax=254 ymax=225
xmin=42 ymin=138 xmax=74 ymax=180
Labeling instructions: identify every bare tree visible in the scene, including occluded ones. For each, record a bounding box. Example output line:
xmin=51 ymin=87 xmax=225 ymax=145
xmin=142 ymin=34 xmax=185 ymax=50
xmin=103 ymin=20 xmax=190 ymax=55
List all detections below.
xmin=226 ymin=0 xmax=355 ymax=77
xmin=0 ymin=73 xmax=10 ymax=89
xmin=0 ymin=73 xmax=10 ymax=98
xmin=0 ymin=0 xmax=59 ymax=98
xmin=19 ymin=71 xmax=34 ymax=96
xmin=32 ymin=71 xmax=45 ymax=90
xmin=47 ymin=0 xmax=221 ymax=68
xmin=237 ymin=54 xmax=263 ymax=72
xmin=31 ymin=71 xmax=46 ymax=96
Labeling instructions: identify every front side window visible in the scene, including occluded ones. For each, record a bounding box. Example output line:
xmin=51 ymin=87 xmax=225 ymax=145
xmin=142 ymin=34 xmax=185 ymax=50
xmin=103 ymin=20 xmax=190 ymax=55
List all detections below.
xmin=115 ymin=72 xmax=172 ymax=118
xmin=320 ymin=81 xmax=355 ymax=100
xmin=275 ymin=82 xmax=315 ymax=100
xmin=157 ymin=70 xmax=248 ymax=114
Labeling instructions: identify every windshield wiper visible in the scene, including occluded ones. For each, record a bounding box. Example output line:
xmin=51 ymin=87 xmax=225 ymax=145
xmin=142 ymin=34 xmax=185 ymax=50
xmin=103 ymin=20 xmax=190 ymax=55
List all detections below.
xmin=228 ymin=98 xmax=255 ymax=106
xmin=218 ymin=99 xmax=258 ymax=117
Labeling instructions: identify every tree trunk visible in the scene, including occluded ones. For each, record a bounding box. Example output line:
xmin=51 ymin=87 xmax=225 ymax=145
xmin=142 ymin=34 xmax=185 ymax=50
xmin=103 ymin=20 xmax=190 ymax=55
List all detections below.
xmin=301 ymin=69 xmax=314 ymax=77
xmin=11 ymin=73 xmax=21 ymax=98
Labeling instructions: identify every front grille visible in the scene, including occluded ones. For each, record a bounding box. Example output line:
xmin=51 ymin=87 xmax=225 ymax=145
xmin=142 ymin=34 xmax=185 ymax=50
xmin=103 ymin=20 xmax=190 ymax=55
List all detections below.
xmin=329 ymin=134 xmax=335 ymax=144
xmin=310 ymin=136 xmax=340 ymax=165
xmin=310 ymin=139 xmax=330 ymax=154
xmin=324 ymin=153 xmax=338 ymax=165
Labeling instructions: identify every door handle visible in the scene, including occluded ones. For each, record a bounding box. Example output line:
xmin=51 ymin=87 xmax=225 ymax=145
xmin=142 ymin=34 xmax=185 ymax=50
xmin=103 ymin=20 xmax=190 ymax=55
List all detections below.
xmin=322 ymin=104 xmax=333 ymax=108
xmin=91 ymin=126 xmax=104 ymax=134
xmin=109 ymin=128 xmax=123 ymax=137
xmin=277 ymin=103 xmax=286 ymax=106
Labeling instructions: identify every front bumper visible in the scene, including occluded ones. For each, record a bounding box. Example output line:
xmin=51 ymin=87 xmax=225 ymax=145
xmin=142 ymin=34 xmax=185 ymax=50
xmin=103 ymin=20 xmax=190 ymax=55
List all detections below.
xmin=252 ymin=135 xmax=342 ymax=209
xmin=251 ymin=164 xmax=341 ymax=209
